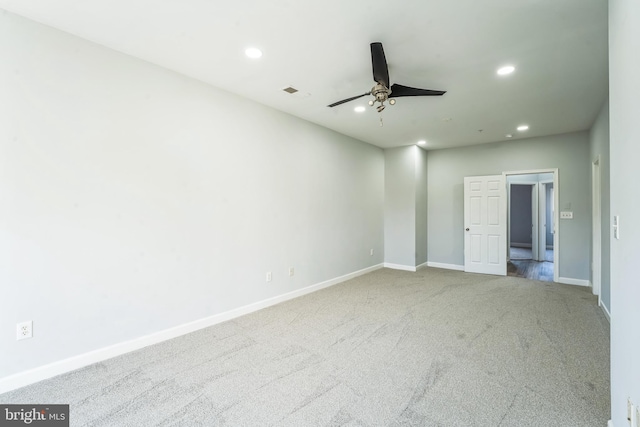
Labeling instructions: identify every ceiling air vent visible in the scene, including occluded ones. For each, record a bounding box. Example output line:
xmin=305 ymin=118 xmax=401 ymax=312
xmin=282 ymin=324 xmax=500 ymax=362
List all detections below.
xmin=282 ymin=86 xmax=299 ymax=94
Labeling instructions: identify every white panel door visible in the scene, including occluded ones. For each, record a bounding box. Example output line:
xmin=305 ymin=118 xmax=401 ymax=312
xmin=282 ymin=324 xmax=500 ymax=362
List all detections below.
xmin=464 ymin=175 xmax=507 ymax=275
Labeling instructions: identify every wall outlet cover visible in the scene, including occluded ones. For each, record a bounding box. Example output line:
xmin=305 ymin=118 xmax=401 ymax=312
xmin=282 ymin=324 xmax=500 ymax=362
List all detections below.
xmin=16 ymin=321 xmax=33 ymax=340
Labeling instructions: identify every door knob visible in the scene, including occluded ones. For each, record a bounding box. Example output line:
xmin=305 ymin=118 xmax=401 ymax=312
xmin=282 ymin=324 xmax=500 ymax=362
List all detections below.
xmin=465 ymin=228 xmax=470 ymax=231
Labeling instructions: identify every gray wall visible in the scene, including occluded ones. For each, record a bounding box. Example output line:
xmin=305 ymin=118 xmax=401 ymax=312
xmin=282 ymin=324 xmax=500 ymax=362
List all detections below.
xmin=383 ymin=146 xmax=428 ymax=269
xmin=510 ymin=185 xmax=533 ymax=246
xmin=0 ymin=12 xmax=384 ymax=379
xmin=415 ymin=148 xmax=428 ymax=266
xmin=427 ymin=133 xmax=591 ymax=280
xmin=609 ymin=0 xmax=640 ymax=423
xmin=384 ymin=147 xmax=416 ymax=267
xmin=589 ymin=100 xmax=611 ymax=313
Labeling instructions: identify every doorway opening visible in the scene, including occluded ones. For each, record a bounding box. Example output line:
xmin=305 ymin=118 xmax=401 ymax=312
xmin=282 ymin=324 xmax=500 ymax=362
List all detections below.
xmin=504 ymin=170 xmax=558 ymax=282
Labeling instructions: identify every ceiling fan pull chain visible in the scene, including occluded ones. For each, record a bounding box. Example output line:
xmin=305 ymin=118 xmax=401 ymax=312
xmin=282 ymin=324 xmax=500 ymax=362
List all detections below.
xmin=380 ymin=117 xmax=383 ymax=127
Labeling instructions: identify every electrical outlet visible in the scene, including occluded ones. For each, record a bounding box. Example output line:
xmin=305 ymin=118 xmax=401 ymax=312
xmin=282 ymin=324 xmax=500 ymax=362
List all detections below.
xmin=16 ymin=321 xmax=33 ymax=340
xmin=288 ymin=267 xmax=294 ymax=277
xmin=266 ymin=271 xmax=272 ymax=282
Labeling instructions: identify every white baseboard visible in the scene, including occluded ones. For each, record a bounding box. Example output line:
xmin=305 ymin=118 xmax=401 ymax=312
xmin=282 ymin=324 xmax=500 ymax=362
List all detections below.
xmin=557 ymin=277 xmax=590 ymax=287
xmin=383 ymin=263 xmax=416 ymax=272
xmin=600 ymin=301 xmax=611 ymax=322
xmin=416 ymin=262 xmax=429 ymax=271
xmin=0 ymin=263 xmax=383 ymax=394
xmin=427 ymin=262 xmax=465 ymax=271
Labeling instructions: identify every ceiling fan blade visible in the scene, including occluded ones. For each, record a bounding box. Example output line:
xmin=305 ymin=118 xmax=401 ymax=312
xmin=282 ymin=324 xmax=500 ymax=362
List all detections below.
xmin=327 ymin=92 xmax=370 ymax=108
xmin=389 ymin=83 xmax=446 ymax=98
xmin=370 ymin=42 xmax=390 ymax=88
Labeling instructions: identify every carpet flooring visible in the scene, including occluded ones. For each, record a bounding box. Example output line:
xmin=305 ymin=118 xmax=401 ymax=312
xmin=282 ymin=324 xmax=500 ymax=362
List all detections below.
xmin=0 ymin=268 xmax=610 ymax=426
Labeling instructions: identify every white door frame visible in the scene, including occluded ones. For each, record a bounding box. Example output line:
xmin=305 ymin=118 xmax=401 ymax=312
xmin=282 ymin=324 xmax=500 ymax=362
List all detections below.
xmin=538 ymin=180 xmax=554 ymax=261
xmin=504 ymin=169 xmax=559 ymax=283
xmin=592 ymin=158 xmax=602 ymax=301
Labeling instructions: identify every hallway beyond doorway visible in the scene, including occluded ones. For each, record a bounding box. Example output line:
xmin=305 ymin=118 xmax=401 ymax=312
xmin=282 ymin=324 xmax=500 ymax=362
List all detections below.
xmin=508 ymin=246 xmax=554 ymax=281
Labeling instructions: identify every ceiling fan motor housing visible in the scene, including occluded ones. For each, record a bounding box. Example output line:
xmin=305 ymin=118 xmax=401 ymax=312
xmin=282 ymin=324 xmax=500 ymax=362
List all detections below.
xmin=372 ymin=84 xmax=389 ymax=103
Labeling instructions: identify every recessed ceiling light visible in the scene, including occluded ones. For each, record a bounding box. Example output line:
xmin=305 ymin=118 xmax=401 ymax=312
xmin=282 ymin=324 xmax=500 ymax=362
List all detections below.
xmin=417 ymin=140 xmax=427 ymax=145
xmin=245 ymin=47 xmax=263 ymax=59
xmin=505 ymin=134 xmax=513 ymax=138
xmin=354 ymin=106 xmax=366 ymax=113
xmin=497 ymin=65 xmax=515 ymax=76
xmin=517 ymin=125 xmax=529 ymax=131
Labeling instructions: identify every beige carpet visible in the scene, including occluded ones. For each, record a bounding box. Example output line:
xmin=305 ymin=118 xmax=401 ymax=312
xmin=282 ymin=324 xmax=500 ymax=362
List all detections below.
xmin=0 ymin=267 xmax=610 ymax=426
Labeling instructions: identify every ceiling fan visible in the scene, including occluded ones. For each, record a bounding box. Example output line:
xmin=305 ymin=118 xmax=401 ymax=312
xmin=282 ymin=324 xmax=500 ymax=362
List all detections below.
xmin=327 ymin=42 xmax=446 ymax=112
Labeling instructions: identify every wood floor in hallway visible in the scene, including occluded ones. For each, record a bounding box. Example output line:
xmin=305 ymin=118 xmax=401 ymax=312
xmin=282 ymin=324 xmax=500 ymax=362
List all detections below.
xmin=508 ymin=246 xmax=554 ymax=282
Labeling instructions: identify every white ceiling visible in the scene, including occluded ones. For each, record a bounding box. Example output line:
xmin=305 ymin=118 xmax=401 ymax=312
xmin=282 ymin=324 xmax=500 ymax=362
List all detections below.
xmin=0 ymin=0 xmax=608 ymax=149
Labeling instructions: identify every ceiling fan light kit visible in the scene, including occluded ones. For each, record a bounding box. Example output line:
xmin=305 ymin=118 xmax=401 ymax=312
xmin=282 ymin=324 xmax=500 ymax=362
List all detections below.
xmin=328 ymin=42 xmax=446 ymax=113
